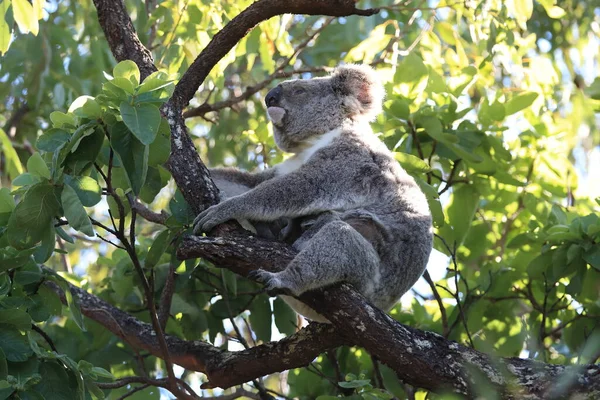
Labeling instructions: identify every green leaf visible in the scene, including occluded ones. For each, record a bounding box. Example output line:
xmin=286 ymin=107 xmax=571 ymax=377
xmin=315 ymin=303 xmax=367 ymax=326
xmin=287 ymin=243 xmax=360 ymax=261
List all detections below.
xmin=120 ymin=102 xmax=161 ymax=145
xmin=0 ymin=189 xmax=14 ymax=213
xmin=545 ymin=5 xmax=566 ymax=18
xmin=583 ymin=246 xmax=600 ymax=271
xmin=249 ymin=294 xmax=272 ymax=342
xmin=394 ymin=53 xmax=429 ymax=97
xmin=63 ymin=128 xmax=104 ymax=174
xmin=36 ymin=129 xmax=70 ymax=153
xmin=110 ymin=122 xmax=149 ymax=195
xmin=394 ymin=152 xmax=430 ymax=173
xmin=339 ymin=379 xmax=371 ymax=389
xmin=12 ymin=0 xmax=39 ymax=35
xmin=417 ymin=116 xmax=458 ymax=144
xmin=57 ymin=280 xmax=85 ymax=331
xmin=386 ymin=99 xmax=409 ymax=120
xmin=12 ymin=173 xmax=40 ymax=187
xmin=7 ymin=183 xmax=61 ymax=250
xmin=64 ymin=175 xmax=102 ymax=207
xmin=0 ymin=0 xmax=10 ymax=55
xmin=49 ymin=112 xmax=76 ymax=129
xmin=0 ymin=309 xmax=31 ymax=331
xmin=145 ymin=229 xmax=172 ymax=269
xmin=26 ymin=153 xmax=51 ymax=180
xmin=61 ymin=185 xmax=94 ymax=236
xmin=440 ymin=185 xmax=479 ymax=247
xmin=34 ymin=362 xmax=79 ymax=400
xmin=113 ymin=60 xmax=140 ymax=87
xmin=68 ymin=96 xmax=101 ymax=119
xmin=0 ymin=328 xmax=33 ymax=362
xmin=0 ymin=128 xmax=24 ymax=178
xmin=32 ymin=222 xmax=55 ymax=263
xmin=273 ymin=297 xmax=297 ymax=336
xmin=504 ymin=92 xmax=538 ymax=116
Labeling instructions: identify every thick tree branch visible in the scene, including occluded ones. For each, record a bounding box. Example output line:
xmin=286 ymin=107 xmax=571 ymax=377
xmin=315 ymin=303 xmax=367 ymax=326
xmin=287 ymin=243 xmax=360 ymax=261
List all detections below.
xmin=177 ymin=235 xmax=600 ymax=399
xmin=91 ymin=0 xmax=157 ymax=80
xmin=46 ymin=279 xmax=342 ymax=389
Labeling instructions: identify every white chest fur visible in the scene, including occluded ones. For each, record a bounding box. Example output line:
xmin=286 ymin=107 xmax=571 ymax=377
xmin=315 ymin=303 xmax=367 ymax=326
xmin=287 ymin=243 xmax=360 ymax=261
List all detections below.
xmin=275 ymin=128 xmax=342 ymax=176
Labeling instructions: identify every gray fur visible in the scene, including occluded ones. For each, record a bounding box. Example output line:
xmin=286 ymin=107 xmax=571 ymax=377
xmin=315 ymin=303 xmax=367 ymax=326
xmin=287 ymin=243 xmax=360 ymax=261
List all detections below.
xmin=194 ymin=65 xmax=433 ymax=322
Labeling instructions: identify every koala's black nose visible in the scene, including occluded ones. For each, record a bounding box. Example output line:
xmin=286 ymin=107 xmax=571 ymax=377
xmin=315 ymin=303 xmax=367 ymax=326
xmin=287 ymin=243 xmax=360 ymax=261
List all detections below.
xmin=265 ymin=85 xmax=282 ymax=107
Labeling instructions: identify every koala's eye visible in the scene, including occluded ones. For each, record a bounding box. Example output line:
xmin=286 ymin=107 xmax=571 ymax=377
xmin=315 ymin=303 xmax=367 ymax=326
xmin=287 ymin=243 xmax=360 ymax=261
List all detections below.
xmin=293 ymin=87 xmax=307 ymax=95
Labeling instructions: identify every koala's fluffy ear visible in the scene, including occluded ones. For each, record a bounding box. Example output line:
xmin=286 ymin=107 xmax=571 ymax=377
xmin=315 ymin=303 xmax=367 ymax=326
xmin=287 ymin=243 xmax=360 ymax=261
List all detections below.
xmin=331 ymin=64 xmax=384 ymax=120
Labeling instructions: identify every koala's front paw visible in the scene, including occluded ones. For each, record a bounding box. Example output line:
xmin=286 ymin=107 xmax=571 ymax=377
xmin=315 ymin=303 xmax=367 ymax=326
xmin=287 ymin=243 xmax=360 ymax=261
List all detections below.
xmin=248 ymin=269 xmax=289 ymax=296
xmin=193 ymin=202 xmax=237 ymax=234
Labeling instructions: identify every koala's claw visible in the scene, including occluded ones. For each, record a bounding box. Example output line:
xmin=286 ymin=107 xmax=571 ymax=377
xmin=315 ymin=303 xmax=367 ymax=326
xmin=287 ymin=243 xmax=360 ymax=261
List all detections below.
xmin=248 ymin=269 xmax=288 ymax=296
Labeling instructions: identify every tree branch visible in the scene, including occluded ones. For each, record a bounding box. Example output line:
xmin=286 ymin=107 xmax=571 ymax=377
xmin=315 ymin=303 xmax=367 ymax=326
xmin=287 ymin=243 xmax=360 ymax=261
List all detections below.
xmin=176 ymin=234 xmax=600 ymax=399
xmin=171 ymin=0 xmax=378 ymax=110
xmin=45 ymin=279 xmax=342 ymax=389
xmin=91 ymin=0 xmax=157 ymax=80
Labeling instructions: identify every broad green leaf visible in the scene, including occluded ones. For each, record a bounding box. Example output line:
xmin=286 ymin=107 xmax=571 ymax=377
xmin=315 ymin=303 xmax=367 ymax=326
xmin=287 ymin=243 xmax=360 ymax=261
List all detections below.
xmin=145 ymin=229 xmax=173 ymax=269
xmin=62 ymin=127 xmax=104 ymax=174
xmin=273 ymin=297 xmax=297 ymax=336
xmin=137 ymin=78 xmax=173 ymax=95
xmin=395 ymin=53 xmax=429 ymax=97
xmin=441 ymin=185 xmax=479 ymax=246
xmin=36 ymin=129 xmax=70 ymax=152
xmin=0 ymin=328 xmax=32 ymax=362
xmin=0 ymin=189 xmax=14 ymax=213
xmin=417 ymin=116 xmax=458 ymax=144
xmin=64 ymin=175 xmax=102 ymax=207
xmin=26 ymin=153 xmax=51 ymax=180
xmin=34 ymin=362 xmax=79 ymax=400
xmin=68 ymin=96 xmax=101 ymax=118
xmin=505 ymin=92 xmax=538 ymax=116
xmin=7 ymin=183 xmax=61 ymax=250
xmin=249 ymin=294 xmax=272 ymax=342
xmin=49 ymin=111 xmax=76 ymax=129
xmin=120 ymin=102 xmax=161 ymax=145
xmin=394 ymin=152 xmax=430 ymax=173
xmin=113 ymin=60 xmax=140 ymax=86
xmin=386 ymin=99 xmax=410 ymax=120
xmin=61 ymin=185 xmax=94 ymax=236
xmin=12 ymin=0 xmax=38 ymax=35
xmin=583 ymin=247 xmax=600 ymax=271
xmin=0 ymin=128 xmax=24 ymax=178
xmin=0 ymin=309 xmax=31 ymax=330
xmin=110 ymin=77 xmax=135 ymax=95
xmin=12 ymin=172 xmax=40 ymax=187
xmin=110 ymin=122 xmax=149 ymax=195
xmin=32 ymin=222 xmax=55 ymax=263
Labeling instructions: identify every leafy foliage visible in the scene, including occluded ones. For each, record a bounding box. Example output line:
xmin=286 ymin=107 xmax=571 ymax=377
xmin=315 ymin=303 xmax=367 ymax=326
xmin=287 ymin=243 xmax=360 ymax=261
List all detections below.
xmin=0 ymin=0 xmax=599 ymax=398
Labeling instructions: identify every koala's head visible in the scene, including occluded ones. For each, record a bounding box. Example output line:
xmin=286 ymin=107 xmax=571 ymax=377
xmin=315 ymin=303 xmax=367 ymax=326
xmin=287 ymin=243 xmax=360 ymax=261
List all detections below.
xmin=265 ymin=64 xmax=384 ymax=153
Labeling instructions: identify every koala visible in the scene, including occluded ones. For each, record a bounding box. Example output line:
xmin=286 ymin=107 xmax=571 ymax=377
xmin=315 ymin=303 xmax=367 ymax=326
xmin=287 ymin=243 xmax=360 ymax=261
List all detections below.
xmin=194 ymin=65 xmax=433 ymax=322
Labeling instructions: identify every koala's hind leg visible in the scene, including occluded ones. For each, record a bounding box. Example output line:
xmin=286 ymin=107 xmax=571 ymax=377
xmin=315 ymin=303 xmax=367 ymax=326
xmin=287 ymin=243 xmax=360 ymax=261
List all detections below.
xmin=250 ymin=219 xmax=380 ymax=298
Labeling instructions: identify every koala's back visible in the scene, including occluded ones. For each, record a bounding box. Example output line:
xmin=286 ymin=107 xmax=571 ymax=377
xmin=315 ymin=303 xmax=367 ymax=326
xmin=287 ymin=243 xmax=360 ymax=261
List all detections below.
xmin=291 ymin=126 xmax=433 ymax=311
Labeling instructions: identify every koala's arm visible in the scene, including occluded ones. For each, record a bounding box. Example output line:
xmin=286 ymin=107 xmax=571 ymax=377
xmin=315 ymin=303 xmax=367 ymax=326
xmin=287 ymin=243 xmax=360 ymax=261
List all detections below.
xmin=195 ymin=159 xmax=366 ymax=232
xmin=210 ymin=167 xmax=276 ymax=199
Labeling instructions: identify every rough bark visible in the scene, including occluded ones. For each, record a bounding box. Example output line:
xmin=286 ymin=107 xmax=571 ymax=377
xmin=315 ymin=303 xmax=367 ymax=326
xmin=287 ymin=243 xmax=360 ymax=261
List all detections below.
xmin=91 ymin=0 xmax=157 ymax=81
xmin=177 ymin=236 xmax=600 ymax=399
xmin=47 ymin=279 xmax=343 ymax=389
xmin=83 ymin=0 xmax=600 ymax=398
